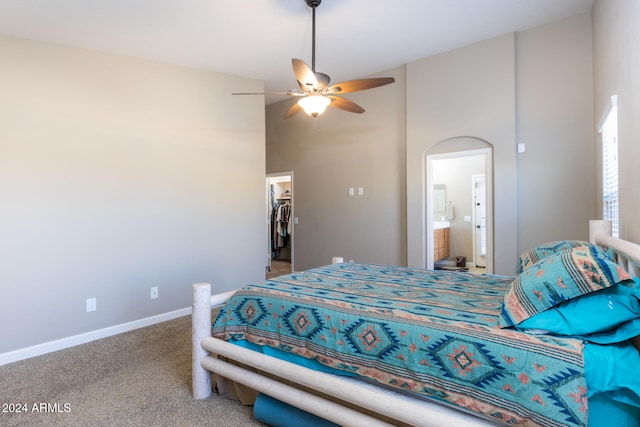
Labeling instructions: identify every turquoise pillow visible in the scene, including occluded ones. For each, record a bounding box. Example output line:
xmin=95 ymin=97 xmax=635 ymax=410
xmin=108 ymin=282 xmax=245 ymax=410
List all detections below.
xmin=583 ymin=317 xmax=640 ymax=344
xmin=500 ymin=245 xmax=633 ymax=327
xmin=588 ymin=393 xmax=640 ymax=427
xmin=515 ymin=283 xmax=640 ymax=335
xmin=584 ymin=341 xmax=640 ymax=407
xmin=515 ymin=240 xmax=595 ymax=274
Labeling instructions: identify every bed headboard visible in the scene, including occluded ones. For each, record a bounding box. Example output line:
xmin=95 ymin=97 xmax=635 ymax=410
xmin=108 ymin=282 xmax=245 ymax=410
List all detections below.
xmin=589 ymin=220 xmax=640 ymax=353
xmin=589 ymin=220 xmax=640 ymax=277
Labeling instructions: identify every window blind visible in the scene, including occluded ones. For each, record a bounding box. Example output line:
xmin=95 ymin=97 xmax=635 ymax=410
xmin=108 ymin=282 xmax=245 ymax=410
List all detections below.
xmin=599 ymin=96 xmax=619 ymax=237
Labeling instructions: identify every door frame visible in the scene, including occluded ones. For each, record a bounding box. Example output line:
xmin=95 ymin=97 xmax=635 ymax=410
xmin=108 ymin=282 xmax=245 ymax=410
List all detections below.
xmin=266 ymin=171 xmax=294 ymax=273
xmin=426 ymin=148 xmax=493 ymax=273
xmin=472 ymin=174 xmax=487 ymax=268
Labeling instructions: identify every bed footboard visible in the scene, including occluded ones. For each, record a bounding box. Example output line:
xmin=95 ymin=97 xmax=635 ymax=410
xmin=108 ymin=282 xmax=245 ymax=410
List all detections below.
xmin=192 ymin=282 xmax=238 ymax=399
xmin=200 ymin=336 xmax=496 ymax=427
xmin=192 ymin=282 xmax=213 ymax=400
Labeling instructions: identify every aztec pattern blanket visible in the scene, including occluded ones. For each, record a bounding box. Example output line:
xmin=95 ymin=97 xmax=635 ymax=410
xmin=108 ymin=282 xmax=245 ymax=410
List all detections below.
xmin=212 ymin=263 xmax=588 ymax=426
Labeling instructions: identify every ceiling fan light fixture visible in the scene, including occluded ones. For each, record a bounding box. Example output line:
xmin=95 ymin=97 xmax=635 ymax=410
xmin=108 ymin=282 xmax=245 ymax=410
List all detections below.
xmin=298 ymin=95 xmax=331 ymax=117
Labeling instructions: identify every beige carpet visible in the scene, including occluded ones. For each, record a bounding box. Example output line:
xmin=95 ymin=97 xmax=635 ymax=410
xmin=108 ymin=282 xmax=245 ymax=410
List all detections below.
xmin=0 ymin=314 xmax=267 ymax=427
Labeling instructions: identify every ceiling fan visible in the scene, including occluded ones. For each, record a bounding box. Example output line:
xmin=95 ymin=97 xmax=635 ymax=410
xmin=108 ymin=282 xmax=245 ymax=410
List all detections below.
xmin=233 ymin=0 xmax=395 ymax=119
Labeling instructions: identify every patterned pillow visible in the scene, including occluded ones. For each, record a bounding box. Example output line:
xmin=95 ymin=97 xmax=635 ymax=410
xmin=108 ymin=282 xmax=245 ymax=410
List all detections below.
xmin=500 ymin=245 xmax=633 ymax=327
xmin=515 ymin=240 xmax=594 ymax=274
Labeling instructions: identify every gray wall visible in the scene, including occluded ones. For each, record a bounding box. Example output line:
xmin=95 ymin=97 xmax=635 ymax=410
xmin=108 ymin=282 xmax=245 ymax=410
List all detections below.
xmin=0 ymin=36 xmax=266 ymax=354
xmin=592 ymin=0 xmax=640 ymax=243
xmin=268 ymin=13 xmax=596 ymax=276
xmin=266 ymin=66 xmax=407 ymax=271
xmin=515 ymin=13 xmax=595 ymax=251
xmin=406 ymin=34 xmax=517 ymax=275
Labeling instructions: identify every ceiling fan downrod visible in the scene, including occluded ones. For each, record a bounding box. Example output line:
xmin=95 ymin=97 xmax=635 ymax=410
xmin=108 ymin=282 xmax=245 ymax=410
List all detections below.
xmin=306 ymin=0 xmax=321 ymax=72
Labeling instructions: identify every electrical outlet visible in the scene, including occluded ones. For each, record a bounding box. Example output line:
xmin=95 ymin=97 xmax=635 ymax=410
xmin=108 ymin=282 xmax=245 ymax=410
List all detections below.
xmin=150 ymin=287 xmax=159 ymax=299
xmin=86 ymin=298 xmax=96 ymax=312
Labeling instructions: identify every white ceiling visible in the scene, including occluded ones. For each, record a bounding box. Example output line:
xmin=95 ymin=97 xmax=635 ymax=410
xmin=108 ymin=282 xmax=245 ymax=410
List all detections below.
xmin=0 ymin=0 xmax=594 ymax=103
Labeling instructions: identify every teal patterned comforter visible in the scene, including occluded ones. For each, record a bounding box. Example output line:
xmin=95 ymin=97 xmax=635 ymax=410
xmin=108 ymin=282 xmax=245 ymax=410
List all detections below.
xmin=212 ymin=263 xmax=588 ymax=426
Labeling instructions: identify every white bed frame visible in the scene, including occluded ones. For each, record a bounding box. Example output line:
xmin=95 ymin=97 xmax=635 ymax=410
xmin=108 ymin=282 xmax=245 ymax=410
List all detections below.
xmin=192 ymin=220 xmax=640 ymax=426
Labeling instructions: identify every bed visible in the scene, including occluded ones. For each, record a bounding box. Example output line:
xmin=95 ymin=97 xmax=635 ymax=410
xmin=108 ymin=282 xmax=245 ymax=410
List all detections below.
xmin=192 ymin=220 xmax=640 ymax=426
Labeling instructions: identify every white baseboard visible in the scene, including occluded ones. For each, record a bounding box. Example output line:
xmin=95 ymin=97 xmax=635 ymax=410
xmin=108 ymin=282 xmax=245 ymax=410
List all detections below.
xmin=0 ymin=307 xmax=192 ymax=366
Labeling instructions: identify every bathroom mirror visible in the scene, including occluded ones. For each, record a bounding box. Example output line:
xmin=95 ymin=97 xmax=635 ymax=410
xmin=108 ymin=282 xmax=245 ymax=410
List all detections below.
xmin=433 ymin=184 xmax=446 ymax=221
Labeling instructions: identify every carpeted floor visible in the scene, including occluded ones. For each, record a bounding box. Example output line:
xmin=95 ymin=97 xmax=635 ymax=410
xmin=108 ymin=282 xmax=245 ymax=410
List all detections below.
xmin=0 ymin=314 xmax=267 ymax=427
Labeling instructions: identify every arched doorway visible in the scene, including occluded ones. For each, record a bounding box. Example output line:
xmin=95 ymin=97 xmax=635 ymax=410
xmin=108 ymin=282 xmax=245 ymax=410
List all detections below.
xmin=425 ymin=138 xmax=493 ymax=273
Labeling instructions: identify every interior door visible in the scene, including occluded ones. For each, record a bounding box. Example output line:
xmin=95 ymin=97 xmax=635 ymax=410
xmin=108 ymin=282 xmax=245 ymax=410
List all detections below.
xmin=473 ymin=175 xmax=486 ymax=268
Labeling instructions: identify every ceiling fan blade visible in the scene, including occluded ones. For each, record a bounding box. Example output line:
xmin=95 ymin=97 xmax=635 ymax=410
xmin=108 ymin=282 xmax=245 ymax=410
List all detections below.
xmin=283 ymin=102 xmax=303 ymax=119
xmin=292 ymin=58 xmax=318 ymax=91
xmin=326 ymin=77 xmax=395 ymax=94
xmin=328 ymin=96 xmax=365 ymax=114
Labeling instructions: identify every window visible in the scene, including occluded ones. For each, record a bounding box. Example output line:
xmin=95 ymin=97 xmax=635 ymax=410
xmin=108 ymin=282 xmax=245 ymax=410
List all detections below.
xmin=599 ymin=95 xmax=619 ymax=237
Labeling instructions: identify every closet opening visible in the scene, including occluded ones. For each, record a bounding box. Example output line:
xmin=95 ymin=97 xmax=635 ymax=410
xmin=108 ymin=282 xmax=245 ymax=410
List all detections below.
xmin=266 ymin=172 xmax=294 ymax=279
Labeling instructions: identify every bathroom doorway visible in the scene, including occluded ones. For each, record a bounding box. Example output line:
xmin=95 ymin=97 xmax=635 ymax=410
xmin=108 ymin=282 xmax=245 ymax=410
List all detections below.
xmin=426 ymin=145 xmax=493 ymax=273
